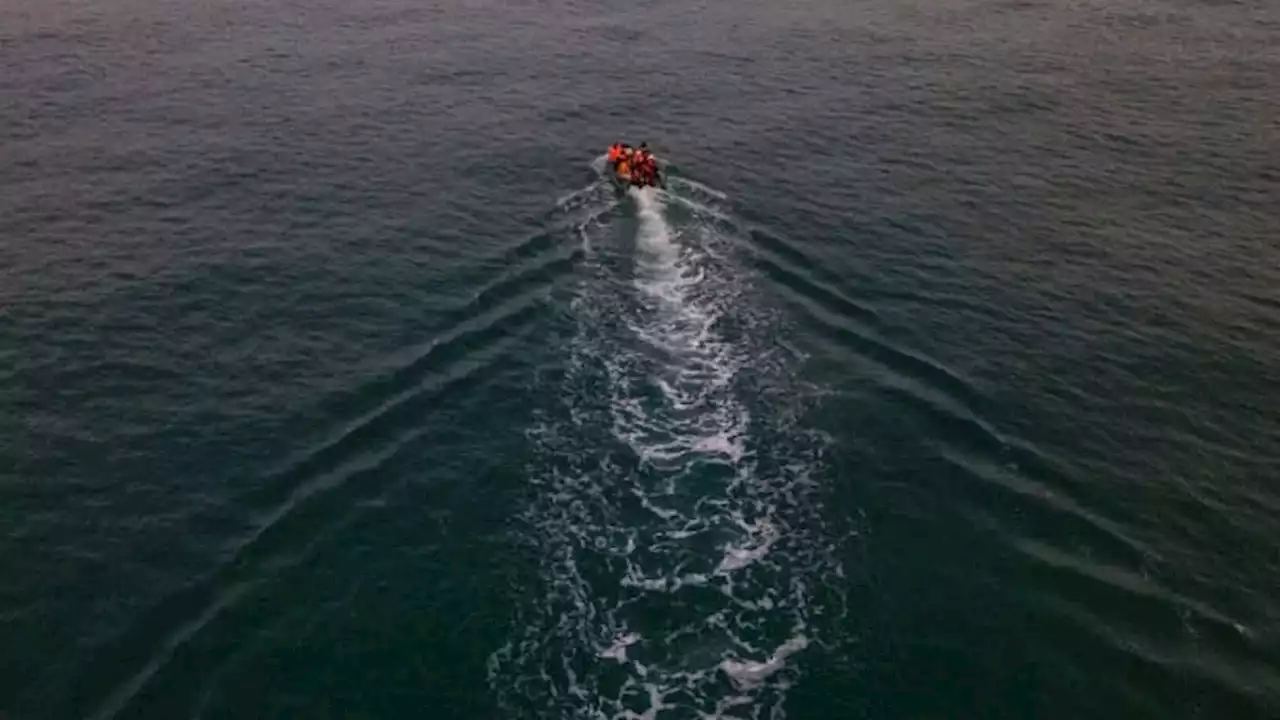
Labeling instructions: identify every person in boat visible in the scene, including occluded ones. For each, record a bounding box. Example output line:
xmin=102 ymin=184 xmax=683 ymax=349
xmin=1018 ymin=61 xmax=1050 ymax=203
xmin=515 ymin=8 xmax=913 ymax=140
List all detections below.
xmin=631 ymin=158 xmax=653 ymax=187
xmin=609 ymin=143 xmax=629 ymax=166
xmin=613 ymin=146 xmax=632 ymax=180
xmin=631 ymin=144 xmax=661 ymax=187
xmin=633 ymin=143 xmax=651 ymax=172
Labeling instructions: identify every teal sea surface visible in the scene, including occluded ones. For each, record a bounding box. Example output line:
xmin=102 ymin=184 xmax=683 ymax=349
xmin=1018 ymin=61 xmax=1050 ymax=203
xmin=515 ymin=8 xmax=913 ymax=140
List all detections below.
xmin=2 ymin=0 xmax=1278 ymax=718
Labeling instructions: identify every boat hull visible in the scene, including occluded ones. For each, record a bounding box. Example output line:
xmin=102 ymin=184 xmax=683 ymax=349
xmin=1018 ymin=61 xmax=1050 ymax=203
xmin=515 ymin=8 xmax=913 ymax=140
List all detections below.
xmin=607 ymin=168 xmax=664 ymax=194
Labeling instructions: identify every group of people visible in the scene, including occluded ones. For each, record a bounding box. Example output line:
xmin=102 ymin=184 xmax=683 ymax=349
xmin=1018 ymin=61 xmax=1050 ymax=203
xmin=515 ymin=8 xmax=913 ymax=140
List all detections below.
xmin=606 ymin=142 xmax=662 ymax=188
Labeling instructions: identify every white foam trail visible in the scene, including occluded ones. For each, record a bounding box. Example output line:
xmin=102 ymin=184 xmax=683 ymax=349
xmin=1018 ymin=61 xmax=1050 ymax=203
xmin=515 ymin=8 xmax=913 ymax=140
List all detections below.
xmin=490 ymin=179 xmax=847 ymax=720
xmin=670 ymin=177 xmax=728 ymax=200
xmin=631 ymin=188 xmax=686 ymax=307
xmin=721 ymin=636 xmax=810 ymax=691
xmin=665 ymin=192 xmax=732 ymax=223
xmin=717 ymin=518 xmax=779 ymax=573
xmin=600 ymin=632 xmax=642 ymax=663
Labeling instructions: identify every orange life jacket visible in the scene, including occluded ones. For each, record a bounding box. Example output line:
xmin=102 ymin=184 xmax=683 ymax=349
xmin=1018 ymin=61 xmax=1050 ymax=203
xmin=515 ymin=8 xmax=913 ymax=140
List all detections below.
xmin=616 ymin=159 xmax=630 ymax=176
xmin=607 ymin=145 xmax=621 ymax=163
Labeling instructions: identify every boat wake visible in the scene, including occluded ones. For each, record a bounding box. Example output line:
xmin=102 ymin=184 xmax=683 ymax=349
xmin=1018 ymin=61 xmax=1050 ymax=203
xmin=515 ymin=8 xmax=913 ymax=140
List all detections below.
xmin=488 ymin=182 xmax=847 ymax=719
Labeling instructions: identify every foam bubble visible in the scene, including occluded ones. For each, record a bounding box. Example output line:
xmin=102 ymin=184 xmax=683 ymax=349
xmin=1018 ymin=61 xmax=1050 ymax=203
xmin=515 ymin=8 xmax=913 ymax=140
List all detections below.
xmin=601 ymin=632 xmax=643 ymax=663
xmin=721 ymin=636 xmax=810 ymax=692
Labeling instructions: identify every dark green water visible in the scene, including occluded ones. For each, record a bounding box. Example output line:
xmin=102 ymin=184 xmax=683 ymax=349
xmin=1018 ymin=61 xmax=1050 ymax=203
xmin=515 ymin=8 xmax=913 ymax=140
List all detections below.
xmin=3 ymin=0 xmax=1278 ymax=718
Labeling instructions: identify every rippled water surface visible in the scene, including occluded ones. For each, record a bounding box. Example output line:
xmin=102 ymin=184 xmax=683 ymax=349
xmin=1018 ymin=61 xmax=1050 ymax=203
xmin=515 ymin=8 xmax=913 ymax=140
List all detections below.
xmin=2 ymin=0 xmax=1278 ymax=718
